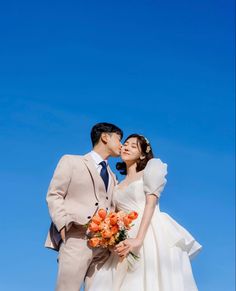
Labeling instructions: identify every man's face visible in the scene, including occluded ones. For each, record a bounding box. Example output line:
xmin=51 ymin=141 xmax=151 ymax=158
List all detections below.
xmin=106 ymin=133 xmax=122 ymax=157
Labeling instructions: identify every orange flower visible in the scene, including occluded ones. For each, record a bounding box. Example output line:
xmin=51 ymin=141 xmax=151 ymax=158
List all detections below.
xmin=98 ymin=221 xmax=105 ymax=231
xmin=123 ymin=216 xmax=132 ymax=227
xmin=102 ymin=230 xmax=113 ymax=239
xmin=109 ymin=213 xmax=118 ymax=225
xmin=111 ymin=225 xmax=119 ymax=234
xmin=86 ymin=209 xmax=139 ymax=250
xmin=128 ymin=211 xmax=138 ymax=220
xmin=92 ymin=215 xmax=102 ymax=225
xmin=98 ymin=209 xmax=107 ymax=220
xmin=89 ymin=237 xmax=101 ymax=247
xmin=88 ymin=222 xmax=100 ymax=232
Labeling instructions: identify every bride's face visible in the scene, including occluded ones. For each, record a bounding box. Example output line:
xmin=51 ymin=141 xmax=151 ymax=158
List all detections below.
xmin=121 ymin=137 xmax=143 ymax=163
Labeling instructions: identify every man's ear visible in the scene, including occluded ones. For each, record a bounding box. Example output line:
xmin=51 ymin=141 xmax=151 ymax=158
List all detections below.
xmin=100 ymin=132 xmax=109 ymax=144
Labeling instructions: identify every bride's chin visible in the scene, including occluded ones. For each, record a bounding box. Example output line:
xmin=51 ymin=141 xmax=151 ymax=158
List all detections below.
xmin=121 ymin=157 xmax=129 ymax=163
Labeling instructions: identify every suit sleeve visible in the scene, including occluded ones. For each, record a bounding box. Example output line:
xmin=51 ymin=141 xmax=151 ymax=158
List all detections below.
xmin=46 ymin=155 xmax=72 ymax=231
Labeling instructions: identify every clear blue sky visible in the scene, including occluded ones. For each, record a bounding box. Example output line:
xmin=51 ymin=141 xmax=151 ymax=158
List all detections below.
xmin=0 ymin=0 xmax=234 ymax=290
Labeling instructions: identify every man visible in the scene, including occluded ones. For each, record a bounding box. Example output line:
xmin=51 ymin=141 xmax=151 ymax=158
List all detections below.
xmin=45 ymin=122 xmax=123 ymax=291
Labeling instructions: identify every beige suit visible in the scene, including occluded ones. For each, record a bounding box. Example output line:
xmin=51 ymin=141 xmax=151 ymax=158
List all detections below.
xmin=45 ymin=153 xmax=117 ymax=291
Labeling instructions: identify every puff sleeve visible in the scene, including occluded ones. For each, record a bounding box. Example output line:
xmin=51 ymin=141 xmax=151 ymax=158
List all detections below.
xmin=143 ymin=158 xmax=167 ymax=198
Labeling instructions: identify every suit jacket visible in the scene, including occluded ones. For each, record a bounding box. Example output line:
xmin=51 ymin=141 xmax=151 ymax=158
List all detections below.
xmin=44 ymin=153 xmax=117 ymax=251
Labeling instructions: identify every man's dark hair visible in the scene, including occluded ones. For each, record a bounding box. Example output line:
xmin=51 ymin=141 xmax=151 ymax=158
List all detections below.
xmin=90 ymin=122 xmax=123 ymax=147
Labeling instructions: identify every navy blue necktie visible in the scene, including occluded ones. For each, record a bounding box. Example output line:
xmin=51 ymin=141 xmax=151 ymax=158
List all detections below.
xmin=99 ymin=161 xmax=109 ymax=191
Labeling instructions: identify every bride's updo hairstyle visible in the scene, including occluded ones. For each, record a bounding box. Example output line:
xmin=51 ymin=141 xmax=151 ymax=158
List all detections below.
xmin=116 ymin=134 xmax=154 ymax=175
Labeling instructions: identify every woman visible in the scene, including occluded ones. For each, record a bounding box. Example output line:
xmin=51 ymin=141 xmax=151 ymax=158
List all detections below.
xmin=86 ymin=134 xmax=202 ymax=291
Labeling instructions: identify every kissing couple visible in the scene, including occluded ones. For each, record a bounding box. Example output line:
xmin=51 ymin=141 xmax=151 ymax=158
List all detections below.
xmin=45 ymin=122 xmax=202 ymax=291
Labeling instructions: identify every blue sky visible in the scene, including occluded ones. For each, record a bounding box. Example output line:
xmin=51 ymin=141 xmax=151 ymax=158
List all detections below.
xmin=0 ymin=0 xmax=234 ymax=290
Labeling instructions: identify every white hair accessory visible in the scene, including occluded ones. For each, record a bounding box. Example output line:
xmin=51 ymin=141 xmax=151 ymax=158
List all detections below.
xmin=139 ymin=135 xmax=151 ymax=153
xmin=146 ymin=145 xmax=151 ymax=153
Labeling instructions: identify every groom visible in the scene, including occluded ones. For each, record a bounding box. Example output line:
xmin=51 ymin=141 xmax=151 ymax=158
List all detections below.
xmin=45 ymin=122 xmax=123 ymax=291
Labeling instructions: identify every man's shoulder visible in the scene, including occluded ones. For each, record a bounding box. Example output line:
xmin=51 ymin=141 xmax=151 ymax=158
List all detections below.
xmin=58 ymin=154 xmax=85 ymax=164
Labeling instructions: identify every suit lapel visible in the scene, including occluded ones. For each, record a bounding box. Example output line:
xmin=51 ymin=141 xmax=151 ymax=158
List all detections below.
xmin=83 ymin=153 xmax=106 ymax=198
xmin=107 ymin=165 xmax=117 ymax=190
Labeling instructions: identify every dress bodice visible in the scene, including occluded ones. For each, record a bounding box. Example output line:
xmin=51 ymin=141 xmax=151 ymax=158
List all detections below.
xmin=113 ymin=158 xmax=167 ymax=213
xmin=114 ymin=179 xmax=146 ymax=213
xmin=113 ymin=159 xmax=168 ymax=237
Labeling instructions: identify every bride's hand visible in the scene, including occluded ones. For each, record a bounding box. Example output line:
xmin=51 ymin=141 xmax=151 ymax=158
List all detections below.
xmin=115 ymin=238 xmax=142 ymax=258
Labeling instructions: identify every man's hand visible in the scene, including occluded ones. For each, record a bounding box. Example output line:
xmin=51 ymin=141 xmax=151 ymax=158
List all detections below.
xmin=60 ymin=227 xmax=66 ymax=243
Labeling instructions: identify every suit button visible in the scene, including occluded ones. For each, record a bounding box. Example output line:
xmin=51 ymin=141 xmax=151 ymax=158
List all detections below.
xmin=106 ymin=197 xmax=108 ymax=200
xmin=95 ymin=202 xmax=99 ymax=206
xmin=106 ymin=207 xmax=108 ymax=211
xmin=87 ymin=216 xmax=91 ymax=219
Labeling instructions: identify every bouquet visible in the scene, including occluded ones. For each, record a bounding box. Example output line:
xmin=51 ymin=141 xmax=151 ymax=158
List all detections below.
xmin=85 ymin=208 xmax=139 ymax=262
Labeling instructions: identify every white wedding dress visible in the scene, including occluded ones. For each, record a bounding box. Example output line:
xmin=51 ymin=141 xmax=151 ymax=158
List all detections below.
xmin=86 ymin=158 xmax=202 ymax=291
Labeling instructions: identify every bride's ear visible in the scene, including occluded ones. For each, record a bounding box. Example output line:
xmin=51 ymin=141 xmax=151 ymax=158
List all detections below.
xmin=140 ymin=155 xmax=145 ymax=160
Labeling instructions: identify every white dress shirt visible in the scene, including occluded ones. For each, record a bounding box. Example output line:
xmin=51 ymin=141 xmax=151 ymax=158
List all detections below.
xmin=90 ymin=151 xmax=110 ymax=188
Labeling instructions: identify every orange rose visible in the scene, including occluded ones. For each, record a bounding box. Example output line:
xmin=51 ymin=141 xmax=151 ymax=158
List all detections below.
xmin=123 ymin=216 xmax=132 ymax=227
xmin=98 ymin=222 xmax=105 ymax=231
xmin=89 ymin=237 xmax=101 ymax=247
xmin=92 ymin=215 xmax=102 ymax=225
xmin=109 ymin=213 xmax=118 ymax=225
xmin=128 ymin=211 xmax=138 ymax=220
xmin=98 ymin=208 xmax=107 ymax=220
xmin=88 ymin=222 xmax=100 ymax=232
xmin=102 ymin=230 xmax=113 ymax=239
xmin=111 ymin=225 xmax=119 ymax=235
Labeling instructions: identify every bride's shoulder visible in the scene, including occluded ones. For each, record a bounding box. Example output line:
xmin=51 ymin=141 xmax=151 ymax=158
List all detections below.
xmin=145 ymin=158 xmax=168 ymax=170
xmin=143 ymin=158 xmax=168 ymax=197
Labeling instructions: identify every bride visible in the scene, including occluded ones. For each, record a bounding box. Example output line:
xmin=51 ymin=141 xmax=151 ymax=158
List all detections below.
xmin=85 ymin=134 xmax=202 ymax=291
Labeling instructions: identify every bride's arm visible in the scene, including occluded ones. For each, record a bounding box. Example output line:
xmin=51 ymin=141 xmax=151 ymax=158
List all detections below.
xmin=115 ymin=159 xmax=167 ymax=258
xmin=115 ymin=194 xmax=157 ymax=258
